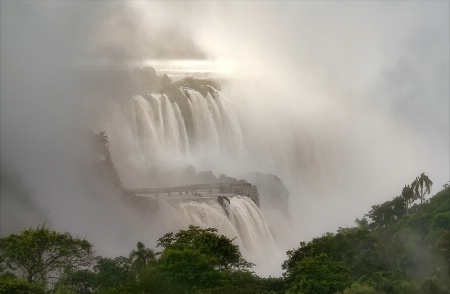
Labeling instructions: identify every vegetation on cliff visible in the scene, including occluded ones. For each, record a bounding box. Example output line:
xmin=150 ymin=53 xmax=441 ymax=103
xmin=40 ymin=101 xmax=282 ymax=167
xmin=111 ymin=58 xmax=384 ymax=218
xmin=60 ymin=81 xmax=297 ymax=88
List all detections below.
xmin=1 ymin=180 xmax=448 ymax=293
xmin=2 ymin=131 xmax=448 ymax=294
xmin=283 ymin=180 xmax=449 ymax=294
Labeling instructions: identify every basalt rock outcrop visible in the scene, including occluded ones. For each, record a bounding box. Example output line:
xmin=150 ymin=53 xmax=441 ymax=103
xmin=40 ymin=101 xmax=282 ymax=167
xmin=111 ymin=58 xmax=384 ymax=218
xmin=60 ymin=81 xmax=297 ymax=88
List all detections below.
xmin=246 ymin=172 xmax=289 ymax=215
xmin=217 ymin=195 xmax=231 ymax=216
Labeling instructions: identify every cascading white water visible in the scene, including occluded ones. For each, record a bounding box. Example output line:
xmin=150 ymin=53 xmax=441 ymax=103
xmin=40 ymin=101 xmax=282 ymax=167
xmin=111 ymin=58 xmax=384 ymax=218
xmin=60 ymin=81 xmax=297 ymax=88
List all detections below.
xmin=91 ymin=84 xmax=285 ymax=275
xmin=130 ymin=94 xmax=190 ymax=155
xmin=156 ymin=195 xmax=280 ymax=275
xmin=93 ymin=87 xmax=245 ymax=179
xmin=3 ymin=0 xmax=446 ymax=282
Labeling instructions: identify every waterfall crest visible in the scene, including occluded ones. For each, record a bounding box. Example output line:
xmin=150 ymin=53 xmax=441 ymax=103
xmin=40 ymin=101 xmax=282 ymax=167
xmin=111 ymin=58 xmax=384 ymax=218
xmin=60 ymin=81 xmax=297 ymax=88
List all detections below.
xmin=89 ymin=75 xmax=287 ymax=275
xmin=94 ymin=87 xmax=243 ymax=165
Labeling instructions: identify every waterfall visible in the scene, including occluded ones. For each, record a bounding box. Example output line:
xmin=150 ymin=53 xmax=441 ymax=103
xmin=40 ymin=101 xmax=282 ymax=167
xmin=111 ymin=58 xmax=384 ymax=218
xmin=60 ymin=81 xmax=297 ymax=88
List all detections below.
xmin=93 ymin=87 xmax=244 ymax=173
xmin=90 ymin=83 xmax=285 ymax=275
xmin=156 ymin=195 xmax=280 ymax=275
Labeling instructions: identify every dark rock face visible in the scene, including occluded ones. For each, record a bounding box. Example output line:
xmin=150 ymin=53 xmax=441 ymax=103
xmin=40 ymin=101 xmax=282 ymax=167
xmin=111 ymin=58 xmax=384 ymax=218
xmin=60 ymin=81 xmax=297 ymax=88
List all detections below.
xmin=197 ymin=171 xmax=218 ymax=184
xmin=189 ymin=170 xmax=260 ymax=206
xmin=174 ymin=77 xmax=222 ymax=97
xmin=217 ymin=182 xmax=259 ymax=206
xmin=217 ymin=196 xmax=230 ymax=216
xmin=246 ymin=172 xmax=289 ymax=215
xmin=89 ymin=131 xmax=159 ymax=214
xmin=89 ymin=131 xmax=122 ymax=190
xmin=242 ymin=184 xmax=260 ymax=206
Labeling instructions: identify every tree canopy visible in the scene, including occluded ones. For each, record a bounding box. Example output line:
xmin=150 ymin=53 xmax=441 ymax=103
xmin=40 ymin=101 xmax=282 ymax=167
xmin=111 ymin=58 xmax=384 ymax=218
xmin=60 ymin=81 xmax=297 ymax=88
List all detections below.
xmin=411 ymin=172 xmax=433 ymax=204
xmin=0 ymin=226 xmax=94 ymax=287
xmin=129 ymin=241 xmax=155 ymax=272
xmin=1 ymin=178 xmax=448 ymax=294
xmin=282 ymin=185 xmax=449 ymax=294
xmin=286 ymin=253 xmax=351 ymax=294
xmin=157 ymin=225 xmax=253 ymax=271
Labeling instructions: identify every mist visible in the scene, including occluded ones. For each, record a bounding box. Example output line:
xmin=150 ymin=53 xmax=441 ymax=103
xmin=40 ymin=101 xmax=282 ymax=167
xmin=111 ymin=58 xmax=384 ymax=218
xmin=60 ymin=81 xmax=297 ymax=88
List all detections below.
xmin=1 ymin=1 xmax=448 ymax=276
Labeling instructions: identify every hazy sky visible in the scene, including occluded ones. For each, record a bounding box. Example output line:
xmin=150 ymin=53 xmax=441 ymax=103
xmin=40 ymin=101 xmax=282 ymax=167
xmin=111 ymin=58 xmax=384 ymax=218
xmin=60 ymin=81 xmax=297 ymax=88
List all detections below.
xmin=1 ymin=1 xmax=448 ymax=255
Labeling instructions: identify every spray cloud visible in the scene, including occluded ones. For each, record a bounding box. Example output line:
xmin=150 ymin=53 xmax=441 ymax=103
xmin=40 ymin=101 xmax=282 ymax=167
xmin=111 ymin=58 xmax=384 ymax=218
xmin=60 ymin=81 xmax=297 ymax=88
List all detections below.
xmin=1 ymin=1 xmax=448 ymax=275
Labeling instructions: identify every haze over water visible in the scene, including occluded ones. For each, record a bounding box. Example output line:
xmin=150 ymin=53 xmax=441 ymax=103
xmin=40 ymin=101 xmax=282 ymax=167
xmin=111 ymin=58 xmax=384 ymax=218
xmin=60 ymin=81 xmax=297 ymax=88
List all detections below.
xmin=1 ymin=1 xmax=448 ymax=276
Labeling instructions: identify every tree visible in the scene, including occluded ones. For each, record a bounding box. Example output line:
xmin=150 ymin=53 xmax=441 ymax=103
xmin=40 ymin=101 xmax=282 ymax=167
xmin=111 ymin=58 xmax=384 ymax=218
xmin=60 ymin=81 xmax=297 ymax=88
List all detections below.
xmin=0 ymin=226 xmax=95 ymax=287
xmin=138 ymin=226 xmax=254 ymax=293
xmin=365 ymin=196 xmax=406 ymax=229
xmin=196 ymin=271 xmax=281 ymax=294
xmin=94 ymin=131 xmax=109 ymax=150
xmin=90 ymin=130 xmax=110 ymax=160
xmin=89 ymin=130 xmax=122 ymax=189
xmin=401 ymin=185 xmax=415 ymax=214
xmin=129 ymin=241 xmax=155 ymax=272
xmin=94 ymin=256 xmax=135 ymax=291
xmin=285 ymin=253 xmax=351 ymax=294
xmin=60 ymin=256 xmax=138 ymax=293
xmin=155 ymin=248 xmax=220 ymax=293
xmin=341 ymin=282 xmax=377 ymax=294
xmin=410 ymin=172 xmax=433 ymax=204
xmin=58 ymin=269 xmax=96 ymax=294
xmin=0 ymin=276 xmax=45 ymax=294
xmin=157 ymin=225 xmax=252 ymax=271
xmin=421 ymin=276 xmax=448 ymax=294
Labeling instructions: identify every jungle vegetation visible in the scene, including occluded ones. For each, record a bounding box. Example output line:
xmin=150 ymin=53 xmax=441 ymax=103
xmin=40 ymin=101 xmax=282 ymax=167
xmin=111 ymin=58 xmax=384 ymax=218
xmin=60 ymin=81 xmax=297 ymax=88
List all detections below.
xmin=1 ymin=181 xmax=448 ymax=294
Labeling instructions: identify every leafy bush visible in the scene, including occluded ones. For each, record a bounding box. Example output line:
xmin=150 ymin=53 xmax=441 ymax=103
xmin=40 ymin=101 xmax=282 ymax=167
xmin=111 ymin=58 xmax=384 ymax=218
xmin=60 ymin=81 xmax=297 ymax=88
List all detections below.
xmin=0 ymin=276 xmax=45 ymax=294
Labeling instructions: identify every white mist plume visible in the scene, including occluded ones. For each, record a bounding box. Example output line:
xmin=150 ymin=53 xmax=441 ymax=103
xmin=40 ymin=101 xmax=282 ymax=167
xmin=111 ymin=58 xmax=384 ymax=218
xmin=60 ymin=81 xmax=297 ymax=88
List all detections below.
xmin=1 ymin=1 xmax=448 ymax=276
xmin=0 ymin=1 xmax=165 ymax=255
xmin=104 ymin=1 xmax=448 ymax=237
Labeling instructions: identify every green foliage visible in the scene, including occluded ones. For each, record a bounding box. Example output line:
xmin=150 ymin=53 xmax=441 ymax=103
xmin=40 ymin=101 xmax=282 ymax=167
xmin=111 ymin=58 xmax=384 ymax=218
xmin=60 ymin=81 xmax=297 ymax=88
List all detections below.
xmin=431 ymin=212 xmax=450 ymax=230
xmin=421 ymin=276 xmax=449 ymax=294
xmin=153 ymin=248 xmax=220 ymax=293
xmin=59 ymin=255 xmax=140 ymax=293
xmin=94 ymin=256 xmax=136 ymax=291
xmin=136 ymin=225 xmax=255 ymax=293
xmin=129 ymin=241 xmax=155 ymax=273
xmin=341 ymin=282 xmax=377 ymax=294
xmin=59 ymin=269 xmax=96 ymax=294
xmin=391 ymin=279 xmax=421 ymax=294
xmin=0 ymin=225 xmax=94 ymax=287
xmin=282 ymin=233 xmax=338 ymax=277
xmin=401 ymin=184 xmax=415 ymax=214
xmin=196 ymin=272 xmax=284 ymax=294
xmin=286 ymin=253 xmax=351 ymax=294
xmin=157 ymin=225 xmax=252 ymax=271
xmin=93 ymin=284 xmax=135 ymax=294
xmin=0 ymin=179 xmax=447 ymax=294
xmin=0 ymin=276 xmax=45 ymax=294
xmin=135 ymin=264 xmax=170 ymax=293
xmin=411 ymin=172 xmax=433 ymax=204
xmin=259 ymin=276 xmax=286 ymax=294
xmin=284 ymin=185 xmax=449 ymax=294
xmin=365 ymin=196 xmax=406 ymax=229
xmin=435 ymin=229 xmax=450 ymax=264
xmin=53 ymin=284 xmax=78 ymax=294
xmin=283 ymin=227 xmax=385 ymax=283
